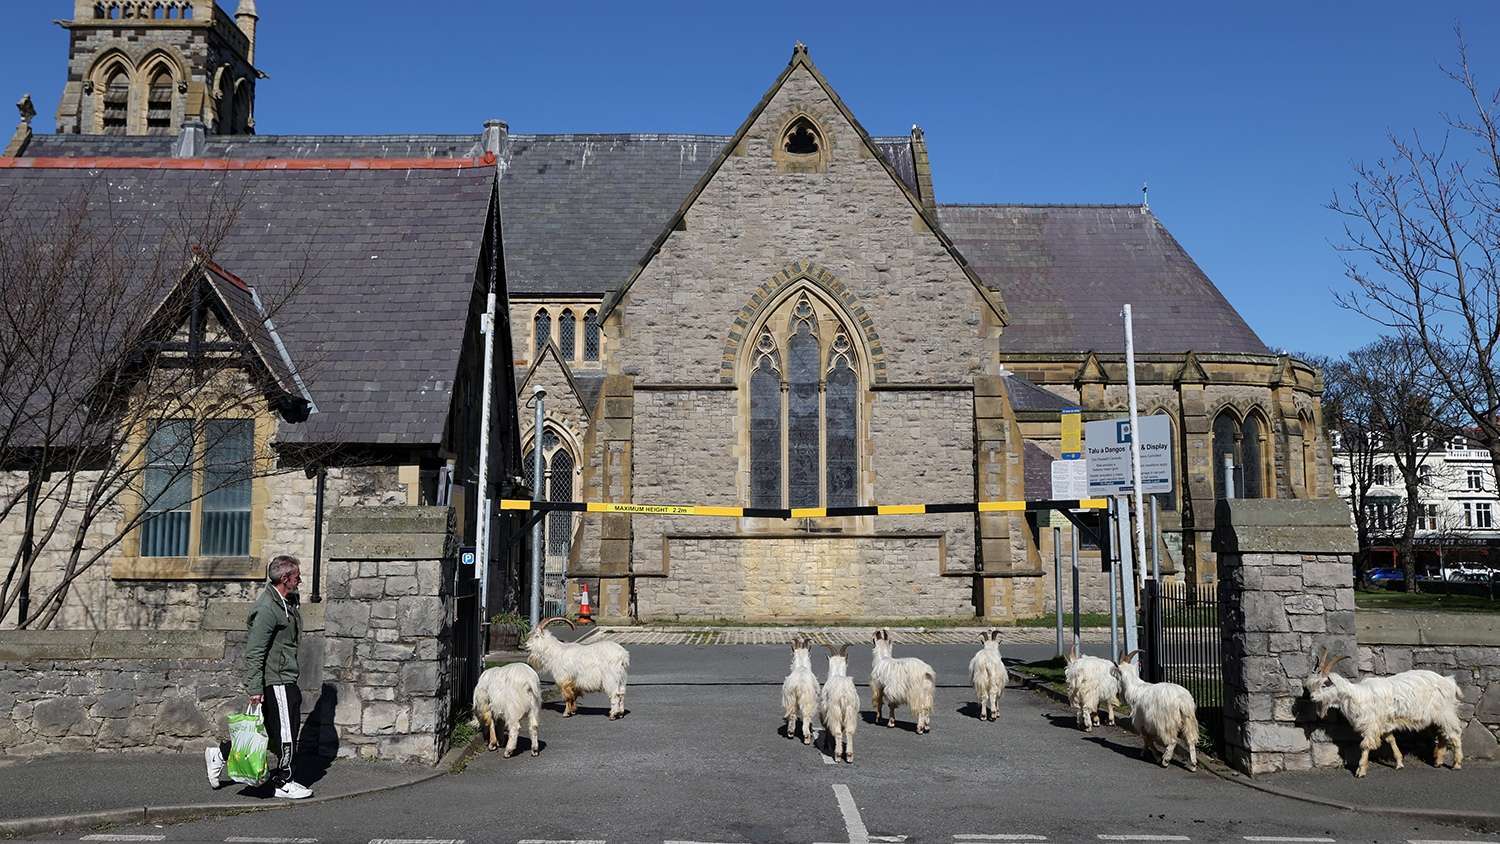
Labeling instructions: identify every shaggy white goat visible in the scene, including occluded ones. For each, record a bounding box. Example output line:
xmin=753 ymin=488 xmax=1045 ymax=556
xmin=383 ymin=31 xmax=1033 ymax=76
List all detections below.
xmin=1111 ymin=650 xmax=1199 ymax=771
xmin=781 ymin=635 xmax=821 ymax=745
xmin=1303 ymin=647 xmax=1464 ymax=778
xmin=820 ymin=643 xmax=859 ymax=763
xmin=525 ymin=616 xmax=631 ymax=719
xmin=968 ymin=629 xmax=1009 ymax=722
xmin=869 ymin=628 xmax=936 ymax=733
xmin=1064 ymin=643 xmax=1121 ymax=732
xmin=472 ymin=662 xmax=541 ymax=758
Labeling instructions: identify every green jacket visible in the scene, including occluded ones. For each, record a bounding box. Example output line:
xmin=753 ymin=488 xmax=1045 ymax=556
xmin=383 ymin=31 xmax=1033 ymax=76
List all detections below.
xmin=243 ymin=584 xmax=302 ymax=693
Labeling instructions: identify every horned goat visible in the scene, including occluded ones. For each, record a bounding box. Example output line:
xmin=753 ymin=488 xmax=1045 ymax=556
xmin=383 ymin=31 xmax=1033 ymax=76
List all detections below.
xmin=820 ymin=643 xmax=859 ymax=763
xmin=870 ymin=628 xmax=936 ymax=733
xmin=1111 ymin=650 xmax=1199 ymax=771
xmin=1064 ymin=643 xmax=1121 ymax=731
xmin=968 ymin=629 xmax=1009 ymax=722
xmin=472 ymin=662 xmax=542 ymax=758
xmin=525 ymin=616 xmax=631 ymax=719
xmin=1303 ymin=647 xmax=1464 ymax=778
xmin=781 ymin=635 xmax=821 ymax=745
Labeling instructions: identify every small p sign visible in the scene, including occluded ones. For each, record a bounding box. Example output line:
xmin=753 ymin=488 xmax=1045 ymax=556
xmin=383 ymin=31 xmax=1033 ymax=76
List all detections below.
xmin=461 ymin=548 xmax=476 ymax=567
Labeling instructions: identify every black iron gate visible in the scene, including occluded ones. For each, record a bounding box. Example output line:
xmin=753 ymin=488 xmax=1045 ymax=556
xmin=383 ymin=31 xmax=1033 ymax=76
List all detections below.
xmin=1141 ymin=578 xmax=1224 ymax=752
xmin=450 ymin=574 xmax=480 ymax=726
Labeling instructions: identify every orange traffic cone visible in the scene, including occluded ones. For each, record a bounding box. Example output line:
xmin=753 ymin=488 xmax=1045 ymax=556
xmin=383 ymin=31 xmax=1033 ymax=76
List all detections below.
xmin=578 ymin=582 xmax=593 ymax=625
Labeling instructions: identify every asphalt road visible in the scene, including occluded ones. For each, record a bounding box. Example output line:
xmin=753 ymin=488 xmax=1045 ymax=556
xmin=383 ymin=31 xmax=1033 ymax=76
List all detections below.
xmin=36 ymin=641 xmax=1491 ymax=844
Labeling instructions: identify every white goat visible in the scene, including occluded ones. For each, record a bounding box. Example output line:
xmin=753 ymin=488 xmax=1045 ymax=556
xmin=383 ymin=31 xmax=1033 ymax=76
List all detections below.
xmin=820 ymin=643 xmax=859 ymax=763
xmin=1111 ymin=650 xmax=1199 ymax=771
xmin=525 ymin=616 xmax=631 ymax=719
xmin=472 ymin=662 xmax=542 ymax=758
xmin=870 ymin=628 xmax=936 ymax=733
xmin=968 ymin=629 xmax=1009 ymax=722
xmin=781 ymin=635 xmax=821 ymax=745
xmin=1064 ymin=643 xmax=1122 ymax=731
xmin=1303 ymin=647 xmax=1464 ymax=778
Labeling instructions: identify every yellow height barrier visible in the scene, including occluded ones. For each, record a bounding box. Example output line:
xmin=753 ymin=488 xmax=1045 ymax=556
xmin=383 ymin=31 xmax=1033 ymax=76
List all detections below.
xmin=498 ymin=498 xmax=1107 ymax=519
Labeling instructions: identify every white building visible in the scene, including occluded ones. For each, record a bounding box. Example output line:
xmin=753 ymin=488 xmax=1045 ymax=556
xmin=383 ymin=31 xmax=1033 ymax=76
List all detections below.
xmin=1331 ymin=434 xmax=1500 ymax=570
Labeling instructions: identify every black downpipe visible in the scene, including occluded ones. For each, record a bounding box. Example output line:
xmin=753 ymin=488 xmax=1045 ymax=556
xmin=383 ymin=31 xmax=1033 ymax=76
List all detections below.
xmin=310 ymin=466 xmax=326 ymax=603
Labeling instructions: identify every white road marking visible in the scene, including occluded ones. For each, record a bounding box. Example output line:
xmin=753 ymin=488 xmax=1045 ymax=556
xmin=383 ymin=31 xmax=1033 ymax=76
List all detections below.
xmin=227 ymin=839 xmax=319 ymax=843
xmin=1244 ymin=838 xmax=1335 ymax=843
xmin=1409 ymin=841 xmax=1500 ymax=844
xmin=369 ymin=840 xmax=465 ymax=844
xmin=80 ymin=837 xmax=166 ymax=842
xmin=1097 ymin=837 xmax=1191 ymax=842
xmin=833 ymin=783 xmax=871 ymax=844
xmin=955 ymin=836 xmax=1048 ymax=842
xmin=870 ymin=837 xmax=907 ymax=843
xmin=517 ymin=841 xmax=604 ymax=844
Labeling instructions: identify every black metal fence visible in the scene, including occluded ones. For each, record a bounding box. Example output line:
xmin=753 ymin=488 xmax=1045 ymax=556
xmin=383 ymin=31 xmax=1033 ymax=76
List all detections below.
xmin=1141 ymin=578 xmax=1224 ymax=752
xmin=449 ymin=576 xmax=480 ymax=728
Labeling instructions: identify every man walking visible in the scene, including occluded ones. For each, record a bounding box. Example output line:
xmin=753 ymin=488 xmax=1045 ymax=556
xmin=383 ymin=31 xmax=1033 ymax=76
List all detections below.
xmin=205 ymin=554 xmax=314 ymax=799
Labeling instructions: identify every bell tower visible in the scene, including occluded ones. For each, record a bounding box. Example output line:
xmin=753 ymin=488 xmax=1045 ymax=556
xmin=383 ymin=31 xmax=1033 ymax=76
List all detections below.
xmin=54 ymin=1 xmax=262 ymax=136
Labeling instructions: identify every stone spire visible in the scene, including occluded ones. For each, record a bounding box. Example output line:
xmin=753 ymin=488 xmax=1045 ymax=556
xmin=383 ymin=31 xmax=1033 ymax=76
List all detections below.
xmin=236 ymin=0 xmax=259 ymax=65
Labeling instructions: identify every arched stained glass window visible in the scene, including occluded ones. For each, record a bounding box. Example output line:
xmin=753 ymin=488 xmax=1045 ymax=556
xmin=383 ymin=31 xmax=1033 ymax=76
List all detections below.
xmin=787 ymin=310 xmax=820 ymax=509
xmin=1213 ymin=410 xmax=1239 ymax=500
xmin=826 ymin=348 xmax=857 ymax=509
xmin=1212 ymin=409 xmax=1270 ymax=500
xmin=583 ymin=309 xmax=600 ymax=362
xmin=533 ymin=308 xmax=550 ymax=360
xmin=548 ymin=447 xmax=574 ymax=554
xmin=558 ymin=309 xmax=576 ymax=361
xmin=750 ymin=333 xmax=782 ymax=508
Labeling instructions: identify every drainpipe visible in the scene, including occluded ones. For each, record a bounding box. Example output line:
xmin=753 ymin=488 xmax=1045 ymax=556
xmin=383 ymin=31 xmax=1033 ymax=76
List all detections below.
xmin=310 ymin=465 xmax=326 ymax=603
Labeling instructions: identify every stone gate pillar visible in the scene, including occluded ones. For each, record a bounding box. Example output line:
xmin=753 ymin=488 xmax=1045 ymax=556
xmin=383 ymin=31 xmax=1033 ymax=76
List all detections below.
xmin=1214 ymin=498 xmax=1357 ymax=774
xmin=322 ymin=506 xmax=456 ymax=765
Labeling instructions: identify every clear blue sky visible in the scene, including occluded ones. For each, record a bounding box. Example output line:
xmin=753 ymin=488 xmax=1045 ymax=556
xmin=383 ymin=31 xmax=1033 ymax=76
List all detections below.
xmin=4 ymin=1 xmax=1499 ymax=359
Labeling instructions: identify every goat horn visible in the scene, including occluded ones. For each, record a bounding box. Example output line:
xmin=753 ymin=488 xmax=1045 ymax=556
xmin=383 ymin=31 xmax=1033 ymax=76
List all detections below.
xmin=1325 ymin=653 xmax=1349 ymax=673
xmin=1121 ymin=649 xmax=1142 ymax=665
xmin=1067 ymin=642 xmax=1080 ymax=663
xmin=537 ymin=616 xmax=576 ymax=632
xmin=838 ymin=643 xmax=850 ymax=657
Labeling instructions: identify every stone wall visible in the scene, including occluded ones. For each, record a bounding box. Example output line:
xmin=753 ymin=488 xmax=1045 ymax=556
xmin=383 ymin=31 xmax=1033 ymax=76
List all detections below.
xmin=321 ymin=506 xmax=457 ymax=766
xmin=1215 ymin=498 xmax=1358 ymax=775
xmin=0 ymin=604 xmax=326 ymax=758
xmin=1357 ymin=611 xmax=1500 ymax=762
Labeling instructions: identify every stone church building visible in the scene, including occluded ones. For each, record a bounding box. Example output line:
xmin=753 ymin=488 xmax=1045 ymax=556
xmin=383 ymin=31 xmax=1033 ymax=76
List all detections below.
xmin=2 ymin=1 xmax=1329 ymax=627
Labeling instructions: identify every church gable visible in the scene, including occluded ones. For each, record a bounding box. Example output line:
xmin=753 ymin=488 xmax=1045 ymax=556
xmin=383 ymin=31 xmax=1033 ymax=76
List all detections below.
xmin=605 ymin=44 xmax=1005 ymax=387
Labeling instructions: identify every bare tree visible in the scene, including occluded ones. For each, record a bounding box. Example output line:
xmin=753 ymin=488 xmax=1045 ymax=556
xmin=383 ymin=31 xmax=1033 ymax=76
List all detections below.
xmin=1333 ymin=33 xmax=1500 ymax=519
xmin=0 ymin=179 xmax=321 ymax=628
xmin=1319 ymin=353 xmax=1381 ymax=580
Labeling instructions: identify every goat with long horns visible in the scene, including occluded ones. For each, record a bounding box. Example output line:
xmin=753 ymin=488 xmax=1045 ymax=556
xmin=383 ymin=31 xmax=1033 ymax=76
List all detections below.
xmin=525 ymin=616 xmax=632 ymax=720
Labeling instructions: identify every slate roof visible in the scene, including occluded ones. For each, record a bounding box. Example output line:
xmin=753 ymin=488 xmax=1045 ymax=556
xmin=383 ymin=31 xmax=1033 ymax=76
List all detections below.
xmin=1004 ymin=373 xmax=1073 ymax=413
xmin=19 ymin=134 xmax=176 ymax=157
xmin=0 ymin=161 xmax=495 ymax=447
xmin=1023 ymin=441 xmax=1056 ymax=500
xmin=937 ymin=204 xmax=1269 ymax=355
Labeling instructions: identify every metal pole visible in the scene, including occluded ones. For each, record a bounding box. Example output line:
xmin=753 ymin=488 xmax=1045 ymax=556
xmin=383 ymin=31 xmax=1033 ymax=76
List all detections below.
xmin=1150 ymin=495 xmax=1161 ymax=583
xmin=530 ymin=386 xmax=546 ymax=629
xmin=1123 ymin=304 xmax=1148 ymax=592
xmin=1053 ymin=525 xmax=1063 ymax=657
xmin=1071 ymin=523 xmax=1081 ymax=652
xmin=477 ymin=291 xmax=497 ymax=629
xmin=1108 ymin=498 xmax=1119 ymax=661
xmin=1116 ymin=493 xmax=1139 ymax=655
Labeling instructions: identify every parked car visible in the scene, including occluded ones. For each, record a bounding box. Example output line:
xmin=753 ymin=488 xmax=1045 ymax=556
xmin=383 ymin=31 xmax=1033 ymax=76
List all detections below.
xmin=1442 ymin=563 xmax=1496 ymax=583
xmin=1364 ymin=567 xmax=1406 ymax=587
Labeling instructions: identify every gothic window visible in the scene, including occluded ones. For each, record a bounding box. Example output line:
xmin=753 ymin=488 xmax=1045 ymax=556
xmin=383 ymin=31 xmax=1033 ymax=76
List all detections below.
xmin=1213 ymin=408 xmax=1270 ymax=500
xmin=783 ymin=117 xmax=821 ymax=155
xmin=744 ymin=291 xmax=864 ymax=510
xmin=102 ymin=65 xmax=130 ymax=134
xmin=146 ymin=65 xmax=175 ymax=132
xmin=533 ymin=308 xmax=550 ymax=360
xmin=749 ymin=332 xmax=782 ymax=508
xmin=548 ymin=447 xmax=574 ymax=554
xmin=583 ymin=309 xmax=600 ymax=362
xmin=558 ymin=309 xmax=576 ymax=361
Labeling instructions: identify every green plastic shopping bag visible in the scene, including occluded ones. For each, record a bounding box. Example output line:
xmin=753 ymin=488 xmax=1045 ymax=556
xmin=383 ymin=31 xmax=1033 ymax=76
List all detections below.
xmin=226 ymin=704 xmax=269 ymax=786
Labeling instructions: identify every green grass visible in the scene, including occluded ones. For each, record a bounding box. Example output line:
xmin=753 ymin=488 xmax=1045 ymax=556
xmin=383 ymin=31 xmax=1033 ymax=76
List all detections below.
xmin=447 ymin=710 xmax=479 ymax=772
xmin=1017 ymin=655 xmax=1069 ymax=688
xmin=1011 ymin=611 xmax=1115 ymax=629
xmin=1355 ymin=590 xmax=1500 ymax=613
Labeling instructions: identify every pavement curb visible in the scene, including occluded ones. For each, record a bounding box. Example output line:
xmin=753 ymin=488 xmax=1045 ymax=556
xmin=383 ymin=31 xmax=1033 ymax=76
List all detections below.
xmin=0 ymin=762 xmax=449 ymax=839
xmin=1200 ymin=758 xmax=1500 ymax=827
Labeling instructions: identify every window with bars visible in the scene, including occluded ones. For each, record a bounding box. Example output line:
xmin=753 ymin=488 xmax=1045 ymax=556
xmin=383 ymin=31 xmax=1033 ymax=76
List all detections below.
xmin=558 ymin=309 xmax=576 ymax=360
xmin=139 ymin=419 xmax=254 ymax=557
xmin=102 ymin=69 xmax=130 ymax=134
xmin=534 ymin=308 xmax=550 ymax=360
xmin=523 ymin=428 xmax=577 ymax=558
xmin=747 ymin=292 xmax=862 ymax=510
xmin=146 ymin=68 xmax=174 ymax=131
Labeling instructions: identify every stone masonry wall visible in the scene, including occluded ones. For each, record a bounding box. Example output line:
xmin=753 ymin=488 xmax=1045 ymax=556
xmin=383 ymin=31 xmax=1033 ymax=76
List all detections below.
xmin=1215 ymin=498 xmax=1359 ymax=775
xmin=322 ymin=506 xmax=456 ymax=766
xmin=1358 ymin=611 xmax=1500 ymax=762
xmin=0 ymin=603 xmax=326 ymax=758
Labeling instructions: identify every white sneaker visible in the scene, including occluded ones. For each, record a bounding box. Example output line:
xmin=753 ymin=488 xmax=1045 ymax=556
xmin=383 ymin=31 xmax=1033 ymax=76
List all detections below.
xmin=204 ymin=747 xmax=226 ymax=789
xmin=274 ymin=781 xmax=313 ymax=800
